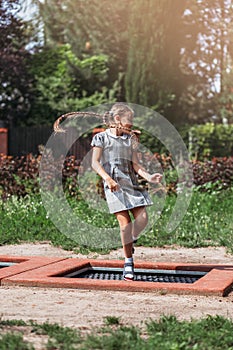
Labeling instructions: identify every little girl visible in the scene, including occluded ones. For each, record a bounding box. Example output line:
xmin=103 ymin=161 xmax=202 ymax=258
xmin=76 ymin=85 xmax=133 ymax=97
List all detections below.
xmin=54 ymin=103 xmax=162 ymax=281
xmin=91 ymin=103 xmax=162 ymax=281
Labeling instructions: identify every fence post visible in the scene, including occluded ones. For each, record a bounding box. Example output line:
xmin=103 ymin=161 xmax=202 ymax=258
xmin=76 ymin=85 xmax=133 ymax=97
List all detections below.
xmin=0 ymin=127 xmax=8 ymax=155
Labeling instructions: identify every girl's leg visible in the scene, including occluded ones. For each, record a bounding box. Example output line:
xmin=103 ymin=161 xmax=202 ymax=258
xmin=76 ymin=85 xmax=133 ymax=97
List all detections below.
xmin=114 ymin=210 xmax=133 ymax=258
xmin=130 ymin=206 xmax=148 ymax=241
xmin=115 ymin=210 xmax=134 ymax=280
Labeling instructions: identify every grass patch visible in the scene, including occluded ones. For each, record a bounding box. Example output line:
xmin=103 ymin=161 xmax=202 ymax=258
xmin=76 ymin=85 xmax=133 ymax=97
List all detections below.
xmin=140 ymin=187 xmax=233 ymax=252
xmin=1 ymin=316 xmax=233 ymax=349
xmin=0 ymin=194 xmax=76 ymax=250
xmin=0 ymin=188 xmax=232 ymax=253
xmin=0 ymin=333 xmax=34 ymax=350
xmin=104 ymin=316 xmax=121 ymax=326
xmin=30 ymin=321 xmax=81 ymax=349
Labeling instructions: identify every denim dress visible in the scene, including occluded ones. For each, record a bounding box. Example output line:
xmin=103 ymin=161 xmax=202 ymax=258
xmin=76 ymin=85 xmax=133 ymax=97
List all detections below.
xmin=91 ymin=129 xmax=153 ymax=214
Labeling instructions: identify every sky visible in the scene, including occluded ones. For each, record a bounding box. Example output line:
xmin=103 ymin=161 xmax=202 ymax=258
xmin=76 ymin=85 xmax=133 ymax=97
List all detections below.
xmin=18 ymin=0 xmax=38 ymax=20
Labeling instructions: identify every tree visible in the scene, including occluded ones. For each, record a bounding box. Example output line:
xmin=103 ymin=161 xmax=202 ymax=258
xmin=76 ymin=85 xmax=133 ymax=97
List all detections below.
xmin=0 ymin=0 xmax=32 ymax=125
xmin=179 ymin=0 xmax=233 ymax=123
xmin=21 ymin=0 xmax=233 ymax=125
xmin=125 ymin=0 xmax=188 ymax=123
xmin=24 ymin=0 xmax=132 ymax=93
xmin=27 ymin=0 xmax=190 ymax=124
xmin=26 ymin=44 xmax=117 ymax=125
xmin=215 ymin=69 xmax=233 ymax=124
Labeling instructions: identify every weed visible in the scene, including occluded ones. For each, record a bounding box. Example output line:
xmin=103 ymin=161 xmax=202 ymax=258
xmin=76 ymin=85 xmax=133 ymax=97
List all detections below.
xmin=1 ymin=316 xmax=233 ymax=349
xmin=0 ymin=333 xmax=34 ymax=350
xmin=104 ymin=316 xmax=121 ymax=326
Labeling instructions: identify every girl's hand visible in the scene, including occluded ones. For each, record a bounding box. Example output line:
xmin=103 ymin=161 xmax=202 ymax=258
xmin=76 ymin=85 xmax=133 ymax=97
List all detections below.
xmin=148 ymin=173 xmax=163 ymax=184
xmin=106 ymin=177 xmax=120 ymax=192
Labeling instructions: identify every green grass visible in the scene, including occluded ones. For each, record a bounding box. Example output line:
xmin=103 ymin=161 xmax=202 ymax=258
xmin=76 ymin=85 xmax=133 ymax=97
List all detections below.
xmin=104 ymin=316 xmax=121 ymax=326
xmin=0 ymin=333 xmax=34 ymax=350
xmin=0 ymin=194 xmax=77 ymax=250
xmin=139 ymin=187 xmax=233 ymax=252
xmin=30 ymin=321 xmax=81 ymax=349
xmin=0 ymin=187 xmax=232 ymax=253
xmin=1 ymin=316 xmax=233 ymax=349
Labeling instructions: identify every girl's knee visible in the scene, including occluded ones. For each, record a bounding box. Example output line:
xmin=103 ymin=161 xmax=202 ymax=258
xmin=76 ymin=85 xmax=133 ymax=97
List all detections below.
xmin=139 ymin=212 xmax=148 ymax=228
xmin=132 ymin=210 xmax=148 ymax=235
xmin=115 ymin=211 xmax=131 ymax=228
xmin=143 ymin=213 xmax=148 ymax=227
xmin=136 ymin=208 xmax=148 ymax=226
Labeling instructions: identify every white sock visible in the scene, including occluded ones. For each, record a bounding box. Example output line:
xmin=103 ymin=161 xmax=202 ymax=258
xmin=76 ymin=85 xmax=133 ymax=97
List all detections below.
xmin=124 ymin=257 xmax=134 ymax=279
xmin=132 ymin=235 xmax=138 ymax=241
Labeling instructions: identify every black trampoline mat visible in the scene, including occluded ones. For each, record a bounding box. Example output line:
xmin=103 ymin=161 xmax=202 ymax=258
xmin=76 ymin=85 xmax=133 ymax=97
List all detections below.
xmin=61 ymin=267 xmax=207 ymax=284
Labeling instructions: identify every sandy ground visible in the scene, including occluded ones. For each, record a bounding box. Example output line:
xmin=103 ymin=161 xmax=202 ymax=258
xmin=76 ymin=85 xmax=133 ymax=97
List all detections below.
xmin=0 ymin=242 xmax=233 ymax=345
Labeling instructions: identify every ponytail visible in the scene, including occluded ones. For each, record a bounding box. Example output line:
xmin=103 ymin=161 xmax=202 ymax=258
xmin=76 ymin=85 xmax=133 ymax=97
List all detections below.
xmin=53 ymin=103 xmax=134 ymax=133
xmin=53 ymin=111 xmax=109 ymax=133
xmin=53 ymin=104 xmax=139 ymax=148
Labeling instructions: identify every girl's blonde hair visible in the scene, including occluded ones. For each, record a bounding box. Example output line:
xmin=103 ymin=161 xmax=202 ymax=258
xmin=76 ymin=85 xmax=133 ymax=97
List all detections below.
xmin=53 ymin=103 xmax=134 ymax=133
xmin=109 ymin=103 xmax=134 ymax=118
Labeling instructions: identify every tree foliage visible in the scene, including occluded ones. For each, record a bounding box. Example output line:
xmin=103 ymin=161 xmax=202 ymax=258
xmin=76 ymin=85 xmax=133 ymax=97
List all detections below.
xmin=216 ymin=70 xmax=233 ymax=124
xmin=125 ymin=0 xmax=188 ymax=123
xmin=28 ymin=0 xmax=190 ymax=123
xmin=28 ymin=0 xmax=132 ymax=91
xmin=3 ymin=0 xmax=233 ymax=126
xmin=179 ymin=0 xmax=233 ymax=123
xmin=26 ymin=44 xmax=118 ymax=125
xmin=31 ymin=0 xmax=233 ymax=124
xmin=0 ymin=0 xmax=32 ymax=125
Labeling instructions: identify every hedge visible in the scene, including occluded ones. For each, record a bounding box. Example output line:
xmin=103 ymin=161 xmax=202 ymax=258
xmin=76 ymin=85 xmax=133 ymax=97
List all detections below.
xmin=188 ymin=123 xmax=233 ymax=160
xmin=0 ymin=154 xmax=232 ymax=200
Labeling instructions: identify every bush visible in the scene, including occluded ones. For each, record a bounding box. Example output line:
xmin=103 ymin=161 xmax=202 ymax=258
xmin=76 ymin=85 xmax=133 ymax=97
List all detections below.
xmin=140 ymin=153 xmax=233 ymax=193
xmin=0 ymin=154 xmax=232 ymax=200
xmin=0 ymin=154 xmax=82 ymax=200
xmin=189 ymin=123 xmax=233 ymax=160
xmin=192 ymin=157 xmax=233 ymax=191
xmin=0 ymin=154 xmax=40 ymax=200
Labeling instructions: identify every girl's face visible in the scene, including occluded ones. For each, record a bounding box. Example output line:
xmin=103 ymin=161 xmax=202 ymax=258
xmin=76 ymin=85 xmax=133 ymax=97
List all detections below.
xmin=117 ymin=112 xmax=133 ymax=129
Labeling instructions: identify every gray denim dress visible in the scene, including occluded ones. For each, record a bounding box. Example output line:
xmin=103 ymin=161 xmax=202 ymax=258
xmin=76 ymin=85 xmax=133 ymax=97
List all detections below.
xmin=91 ymin=129 xmax=153 ymax=213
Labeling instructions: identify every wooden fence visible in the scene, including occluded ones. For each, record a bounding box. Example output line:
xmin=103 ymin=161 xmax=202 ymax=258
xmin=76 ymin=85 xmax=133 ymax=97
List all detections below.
xmin=7 ymin=126 xmax=92 ymax=160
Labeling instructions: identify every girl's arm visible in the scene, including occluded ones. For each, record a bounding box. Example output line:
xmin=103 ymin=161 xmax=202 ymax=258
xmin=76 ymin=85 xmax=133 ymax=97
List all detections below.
xmin=92 ymin=147 xmax=120 ymax=192
xmin=132 ymin=151 xmax=162 ymax=184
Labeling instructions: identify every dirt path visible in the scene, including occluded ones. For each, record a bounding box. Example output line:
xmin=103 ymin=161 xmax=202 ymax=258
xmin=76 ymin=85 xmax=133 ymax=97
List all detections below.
xmin=0 ymin=242 xmax=233 ymax=332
